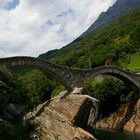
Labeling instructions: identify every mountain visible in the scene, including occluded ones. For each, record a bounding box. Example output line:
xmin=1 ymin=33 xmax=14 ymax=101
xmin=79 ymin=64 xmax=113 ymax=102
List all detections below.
xmin=39 ymin=0 xmax=140 ymax=60
xmin=39 ymin=7 xmax=140 ymax=71
xmin=39 ymin=49 xmax=58 ymax=60
xmin=39 ymin=1 xmax=140 ymax=71
xmin=81 ymin=0 xmax=140 ymax=36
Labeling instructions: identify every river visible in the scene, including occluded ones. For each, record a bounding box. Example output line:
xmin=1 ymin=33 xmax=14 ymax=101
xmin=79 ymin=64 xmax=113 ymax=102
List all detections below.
xmin=90 ymin=129 xmax=140 ymax=140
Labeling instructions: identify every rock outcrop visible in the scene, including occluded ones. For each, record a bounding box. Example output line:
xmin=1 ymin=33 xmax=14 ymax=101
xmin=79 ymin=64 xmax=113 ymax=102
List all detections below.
xmin=95 ymin=92 xmax=140 ymax=133
xmin=0 ymin=117 xmax=4 ymax=122
xmin=25 ymin=90 xmax=99 ymax=140
xmin=3 ymin=103 xmax=25 ymax=121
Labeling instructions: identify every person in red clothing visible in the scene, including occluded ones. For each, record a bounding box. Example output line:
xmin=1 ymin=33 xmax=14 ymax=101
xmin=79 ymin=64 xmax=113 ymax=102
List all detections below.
xmin=104 ymin=58 xmax=110 ymax=65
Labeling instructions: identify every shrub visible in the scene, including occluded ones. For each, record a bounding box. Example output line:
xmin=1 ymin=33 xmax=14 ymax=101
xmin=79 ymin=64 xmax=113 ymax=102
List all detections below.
xmin=84 ymin=77 xmax=130 ymax=117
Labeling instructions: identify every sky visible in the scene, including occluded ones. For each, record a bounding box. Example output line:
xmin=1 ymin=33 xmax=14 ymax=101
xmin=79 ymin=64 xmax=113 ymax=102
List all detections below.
xmin=0 ymin=0 xmax=117 ymax=57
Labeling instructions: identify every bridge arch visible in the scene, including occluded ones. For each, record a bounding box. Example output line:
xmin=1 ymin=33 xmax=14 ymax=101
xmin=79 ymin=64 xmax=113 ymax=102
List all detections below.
xmin=0 ymin=56 xmax=73 ymax=90
xmin=89 ymin=65 xmax=140 ymax=91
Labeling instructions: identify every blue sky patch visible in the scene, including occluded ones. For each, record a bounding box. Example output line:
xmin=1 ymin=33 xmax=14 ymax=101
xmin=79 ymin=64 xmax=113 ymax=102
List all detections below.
xmin=0 ymin=0 xmax=20 ymax=10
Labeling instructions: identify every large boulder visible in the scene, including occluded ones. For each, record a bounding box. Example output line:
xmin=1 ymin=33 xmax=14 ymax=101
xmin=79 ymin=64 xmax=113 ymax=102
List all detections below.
xmin=25 ymin=91 xmax=98 ymax=140
xmin=3 ymin=103 xmax=25 ymax=121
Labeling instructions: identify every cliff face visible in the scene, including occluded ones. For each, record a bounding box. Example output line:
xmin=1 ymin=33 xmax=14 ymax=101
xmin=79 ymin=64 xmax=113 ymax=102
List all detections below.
xmin=82 ymin=0 xmax=140 ymax=36
xmin=95 ymin=92 xmax=140 ymax=133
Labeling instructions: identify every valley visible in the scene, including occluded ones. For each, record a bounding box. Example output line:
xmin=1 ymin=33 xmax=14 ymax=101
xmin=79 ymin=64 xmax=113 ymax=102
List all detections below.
xmin=0 ymin=0 xmax=140 ymax=139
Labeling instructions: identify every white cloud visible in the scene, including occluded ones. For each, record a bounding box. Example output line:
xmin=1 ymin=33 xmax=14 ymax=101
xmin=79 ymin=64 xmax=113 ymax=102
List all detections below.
xmin=0 ymin=0 xmax=116 ymax=57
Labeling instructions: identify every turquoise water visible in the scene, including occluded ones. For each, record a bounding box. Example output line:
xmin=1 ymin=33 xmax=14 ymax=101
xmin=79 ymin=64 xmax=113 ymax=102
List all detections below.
xmin=91 ymin=129 xmax=140 ymax=140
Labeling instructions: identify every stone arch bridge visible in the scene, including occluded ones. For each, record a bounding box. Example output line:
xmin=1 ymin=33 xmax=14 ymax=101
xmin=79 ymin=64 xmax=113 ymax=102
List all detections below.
xmin=0 ymin=56 xmax=140 ymax=91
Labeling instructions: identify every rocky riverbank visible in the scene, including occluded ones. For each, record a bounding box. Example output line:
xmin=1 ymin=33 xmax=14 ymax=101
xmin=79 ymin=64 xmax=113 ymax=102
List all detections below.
xmin=24 ymin=89 xmax=99 ymax=140
xmin=24 ymin=89 xmax=140 ymax=139
xmin=95 ymin=92 xmax=140 ymax=133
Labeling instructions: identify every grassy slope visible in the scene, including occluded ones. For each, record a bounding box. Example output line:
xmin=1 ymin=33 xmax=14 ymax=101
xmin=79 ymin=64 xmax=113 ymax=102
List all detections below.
xmin=39 ymin=8 xmax=140 ymax=71
xmin=126 ymin=52 xmax=140 ymax=71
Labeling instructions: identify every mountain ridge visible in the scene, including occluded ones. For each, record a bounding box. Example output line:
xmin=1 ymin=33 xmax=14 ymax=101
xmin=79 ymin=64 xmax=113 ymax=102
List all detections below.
xmin=81 ymin=0 xmax=140 ymax=37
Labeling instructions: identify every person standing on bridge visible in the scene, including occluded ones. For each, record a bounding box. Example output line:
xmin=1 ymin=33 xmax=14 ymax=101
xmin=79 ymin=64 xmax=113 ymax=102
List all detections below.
xmin=104 ymin=58 xmax=110 ymax=65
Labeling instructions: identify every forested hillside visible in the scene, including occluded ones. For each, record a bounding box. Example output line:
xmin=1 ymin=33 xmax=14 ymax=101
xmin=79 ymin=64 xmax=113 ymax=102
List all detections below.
xmin=39 ymin=8 xmax=140 ymax=71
